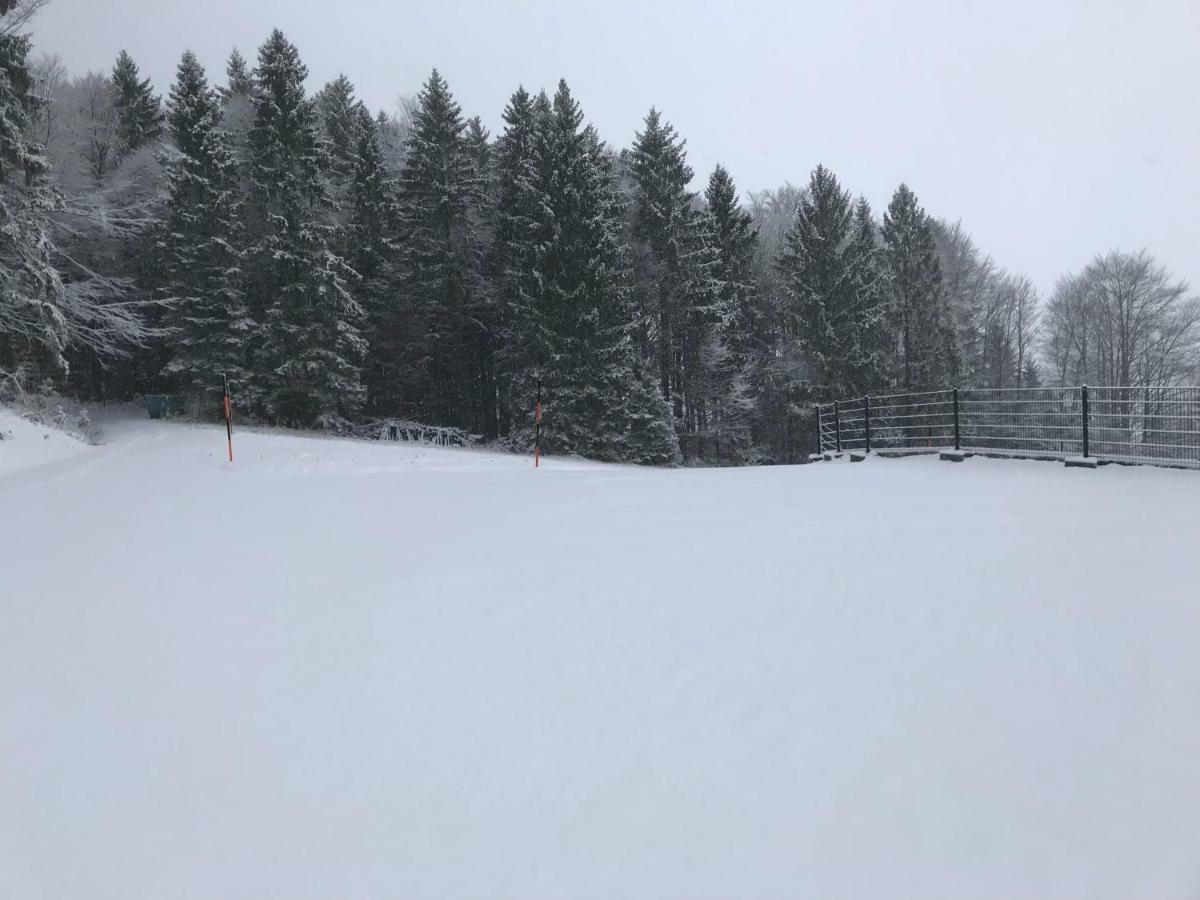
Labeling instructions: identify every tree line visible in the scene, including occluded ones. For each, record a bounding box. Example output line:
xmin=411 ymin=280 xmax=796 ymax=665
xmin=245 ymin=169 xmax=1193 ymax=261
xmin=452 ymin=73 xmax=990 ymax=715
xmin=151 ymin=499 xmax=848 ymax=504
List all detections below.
xmin=2 ymin=14 xmax=1198 ymax=464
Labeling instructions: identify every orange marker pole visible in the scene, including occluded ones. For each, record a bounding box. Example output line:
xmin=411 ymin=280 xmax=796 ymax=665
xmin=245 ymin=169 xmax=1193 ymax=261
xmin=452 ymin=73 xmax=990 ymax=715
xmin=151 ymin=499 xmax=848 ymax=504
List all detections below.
xmin=534 ymin=379 xmax=542 ymax=468
xmin=223 ymin=373 xmax=234 ymax=462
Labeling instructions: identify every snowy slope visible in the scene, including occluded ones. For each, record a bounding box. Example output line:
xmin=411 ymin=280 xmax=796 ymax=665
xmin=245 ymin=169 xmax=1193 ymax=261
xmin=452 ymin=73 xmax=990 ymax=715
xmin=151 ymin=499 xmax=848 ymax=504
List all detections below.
xmin=3 ymin=416 xmax=1200 ymax=900
xmin=0 ymin=405 xmax=91 ymax=479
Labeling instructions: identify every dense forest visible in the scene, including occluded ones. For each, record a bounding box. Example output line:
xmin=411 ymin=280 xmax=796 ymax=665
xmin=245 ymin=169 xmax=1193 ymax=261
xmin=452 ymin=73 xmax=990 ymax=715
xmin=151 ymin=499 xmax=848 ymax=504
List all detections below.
xmin=2 ymin=5 xmax=1198 ymax=463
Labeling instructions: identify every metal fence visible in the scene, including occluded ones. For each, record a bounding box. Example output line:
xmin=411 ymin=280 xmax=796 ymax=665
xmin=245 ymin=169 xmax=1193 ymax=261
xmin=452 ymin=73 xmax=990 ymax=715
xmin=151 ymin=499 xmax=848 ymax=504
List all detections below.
xmin=816 ymin=386 xmax=1200 ymax=469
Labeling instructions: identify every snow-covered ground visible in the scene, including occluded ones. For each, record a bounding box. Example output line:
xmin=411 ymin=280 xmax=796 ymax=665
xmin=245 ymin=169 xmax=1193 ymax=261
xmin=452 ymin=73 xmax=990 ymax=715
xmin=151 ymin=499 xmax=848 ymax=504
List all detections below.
xmin=3 ymin=413 xmax=1200 ymax=900
xmin=0 ymin=405 xmax=91 ymax=479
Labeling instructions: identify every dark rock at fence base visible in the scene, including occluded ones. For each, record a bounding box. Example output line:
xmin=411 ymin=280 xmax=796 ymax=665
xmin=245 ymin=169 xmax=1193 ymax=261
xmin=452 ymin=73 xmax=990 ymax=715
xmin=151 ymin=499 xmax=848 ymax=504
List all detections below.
xmin=849 ymin=451 xmax=868 ymax=462
xmin=939 ymin=450 xmax=966 ymax=462
xmin=808 ymin=453 xmax=826 ymax=462
xmin=1064 ymin=456 xmax=1099 ymax=469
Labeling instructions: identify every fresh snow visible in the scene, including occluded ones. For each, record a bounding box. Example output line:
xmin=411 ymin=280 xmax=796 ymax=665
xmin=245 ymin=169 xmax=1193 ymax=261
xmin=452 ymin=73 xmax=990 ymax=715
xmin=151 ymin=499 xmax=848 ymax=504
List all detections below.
xmin=0 ymin=405 xmax=91 ymax=479
xmin=3 ymin=414 xmax=1200 ymax=900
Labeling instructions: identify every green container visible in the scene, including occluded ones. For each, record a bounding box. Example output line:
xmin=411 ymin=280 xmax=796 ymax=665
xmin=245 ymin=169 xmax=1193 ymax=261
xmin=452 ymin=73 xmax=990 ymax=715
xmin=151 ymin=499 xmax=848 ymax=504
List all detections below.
xmin=144 ymin=395 xmax=179 ymax=419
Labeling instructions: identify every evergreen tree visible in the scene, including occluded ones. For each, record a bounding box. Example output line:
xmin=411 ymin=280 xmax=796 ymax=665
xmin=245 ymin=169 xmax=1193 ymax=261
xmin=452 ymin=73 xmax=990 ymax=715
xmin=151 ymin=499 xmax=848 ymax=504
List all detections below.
xmin=704 ymin=164 xmax=760 ymax=461
xmin=394 ymin=69 xmax=489 ymax=431
xmin=223 ymin=48 xmax=252 ymax=99
xmin=463 ymin=116 xmax=492 ymax=184
xmin=490 ymin=86 xmax=547 ymax=437
xmin=315 ymin=73 xmax=362 ymax=179
xmin=346 ymin=106 xmax=402 ymax=413
xmin=531 ymin=83 xmax=678 ymax=463
xmin=462 ymin=114 xmax=497 ymax=432
xmin=0 ymin=29 xmax=67 ymax=384
xmin=882 ymin=183 xmax=959 ymax=389
xmin=777 ymin=165 xmax=883 ymax=396
xmin=110 ymin=50 xmax=162 ymax=157
xmin=218 ymin=48 xmax=255 ymax=164
xmin=845 ymin=195 xmax=887 ymax=385
xmin=245 ymin=29 xmax=365 ymax=425
xmin=628 ymin=107 xmax=719 ymax=459
xmin=158 ymin=51 xmax=252 ymax=410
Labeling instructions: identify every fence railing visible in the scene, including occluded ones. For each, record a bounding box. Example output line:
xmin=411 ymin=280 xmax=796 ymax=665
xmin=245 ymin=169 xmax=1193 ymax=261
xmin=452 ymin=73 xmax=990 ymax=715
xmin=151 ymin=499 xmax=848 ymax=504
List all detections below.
xmin=816 ymin=386 xmax=1200 ymax=469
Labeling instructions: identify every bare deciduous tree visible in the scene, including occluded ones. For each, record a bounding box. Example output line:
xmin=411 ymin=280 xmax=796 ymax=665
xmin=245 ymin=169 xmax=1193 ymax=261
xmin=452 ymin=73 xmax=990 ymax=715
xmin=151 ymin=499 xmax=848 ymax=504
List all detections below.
xmin=1042 ymin=250 xmax=1200 ymax=386
xmin=935 ymin=219 xmax=1039 ymax=388
xmin=0 ymin=0 xmax=49 ymax=36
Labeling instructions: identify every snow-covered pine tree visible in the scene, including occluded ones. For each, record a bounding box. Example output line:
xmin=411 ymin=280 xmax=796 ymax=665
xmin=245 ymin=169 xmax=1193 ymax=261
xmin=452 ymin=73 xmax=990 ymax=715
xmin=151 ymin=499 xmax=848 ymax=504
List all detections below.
xmin=490 ymin=86 xmax=548 ymax=438
xmin=463 ymin=116 xmax=491 ymax=187
xmin=461 ymin=114 xmax=497 ymax=435
xmin=394 ymin=69 xmax=489 ymax=431
xmin=777 ymin=165 xmax=883 ymax=397
xmin=0 ymin=28 xmax=68 ymax=385
xmin=704 ymin=164 xmax=760 ymax=462
xmin=882 ymin=183 xmax=959 ymax=390
xmin=844 ymin=196 xmax=888 ymax=388
xmin=315 ymin=73 xmax=362 ymax=183
xmin=218 ymin=49 xmax=255 ymax=164
xmin=245 ymin=29 xmax=365 ymax=425
xmin=223 ymin=48 xmax=252 ymax=100
xmin=110 ymin=50 xmax=162 ymax=158
xmin=345 ymin=105 xmax=403 ymax=414
xmin=313 ymin=75 xmax=368 ymax=293
xmin=628 ymin=108 xmax=720 ymax=459
xmin=374 ymin=109 xmax=406 ymax=173
xmin=157 ymin=51 xmax=253 ymax=412
xmin=533 ymin=82 xmax=678 ymax=464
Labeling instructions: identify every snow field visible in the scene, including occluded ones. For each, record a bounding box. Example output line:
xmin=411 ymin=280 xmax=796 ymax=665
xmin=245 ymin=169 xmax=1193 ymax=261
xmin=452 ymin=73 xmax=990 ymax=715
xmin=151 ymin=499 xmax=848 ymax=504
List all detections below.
xmin=3 ymin=415 xmax=1200 ymax=899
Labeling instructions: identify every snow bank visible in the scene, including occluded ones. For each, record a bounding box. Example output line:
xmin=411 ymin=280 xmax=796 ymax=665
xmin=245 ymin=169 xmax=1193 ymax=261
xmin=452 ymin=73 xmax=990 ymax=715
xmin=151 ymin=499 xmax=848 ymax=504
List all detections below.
xmin=0 ymin=404 xmax=92 ymax=480
xmin=3 ymin=416 xmax=1200 ymax=900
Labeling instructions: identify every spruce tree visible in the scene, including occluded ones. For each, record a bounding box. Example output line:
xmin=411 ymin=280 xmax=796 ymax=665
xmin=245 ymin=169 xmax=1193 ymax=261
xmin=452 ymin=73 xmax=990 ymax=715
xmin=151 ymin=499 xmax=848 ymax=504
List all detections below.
xmin=463 ymin=116 xmax=492 ymax=185
xmin=110 ymin=50 xmax=162 ymax=157
xmin=531 ymin=82 xmax=678 ymax=464
xmin=219 ymin=48 xmax=255 ymax=162
xmin=777 ymin=165 xmax=883 ymax=396
xmin=462 ymin=114 xmax=497 ymax=434
xmin=490 ymin=86 xmax=548 ymax=437
xmin=346 ymin=106 xmax=402 ymax=414
xmin=245 ymin=29 xmax=365 ymax=425
xmin=158 ymin=51 xmax=253 ymax=411
xmin=223 ymin=48 xmax=252 ymax=99
xmin=0 ymin=29 xmax=67 ymax=384
xmin=315 ymin=74 xmax=362 ymax=179
xmin=882 ymin=184 xmax=959 ymax=389
xmin=704 ymin=164 xmax=760 ymax=461
xmin=394 ymin=69 xmax=488 ymax=430
xmin=628 ymin=108 xmax=719 ymax=458
xmin=845 ymin=196 xmax=887 ymax=387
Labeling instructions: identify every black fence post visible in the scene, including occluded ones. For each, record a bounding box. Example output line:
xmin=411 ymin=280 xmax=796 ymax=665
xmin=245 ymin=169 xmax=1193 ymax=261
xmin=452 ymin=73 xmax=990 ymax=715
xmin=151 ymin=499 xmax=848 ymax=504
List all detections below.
xmin=834 ymin=400 xmax=842 ymax=453
xmin=1081 ymin=384 xmax=1090 ymax=458
xmin=953 ymin=387 xmax=960 ymax=451
xmin=864 ymin=395 xmax=872 ymax=453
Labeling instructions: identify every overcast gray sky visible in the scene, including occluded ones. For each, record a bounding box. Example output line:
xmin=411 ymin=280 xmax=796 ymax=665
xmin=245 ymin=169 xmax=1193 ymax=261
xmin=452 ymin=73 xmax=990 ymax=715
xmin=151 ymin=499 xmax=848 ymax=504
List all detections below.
xmin=28 ymin=0 xmax=1200 ymax=298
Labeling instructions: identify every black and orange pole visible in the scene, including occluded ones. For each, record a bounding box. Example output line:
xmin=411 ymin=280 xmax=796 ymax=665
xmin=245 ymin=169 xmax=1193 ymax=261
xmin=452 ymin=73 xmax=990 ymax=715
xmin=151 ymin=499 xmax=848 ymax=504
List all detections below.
xmin=222 ymin=373 xmax=234 ymax=462
xmin=534 ymin=379 xmax=542 ymax=468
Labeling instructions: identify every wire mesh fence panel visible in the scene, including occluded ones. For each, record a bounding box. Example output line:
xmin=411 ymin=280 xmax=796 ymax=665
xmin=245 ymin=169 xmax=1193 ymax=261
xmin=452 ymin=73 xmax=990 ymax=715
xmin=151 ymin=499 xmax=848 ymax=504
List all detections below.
xmin=867 ymin=390 xmax=955 ymax=451
xmin=960 ymin=387 xmax=1083 ymax=459
xmin=835 ymin=397 xmax=868 ymax=451
xmin=817 ymin=404 xmax=839 ymax=453
xmin=1089 ymin=386 xmax=1200 ymax=467
xmin=817 ymin=385 xmax=1199 ymax=469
